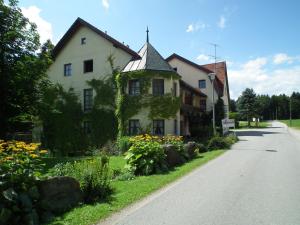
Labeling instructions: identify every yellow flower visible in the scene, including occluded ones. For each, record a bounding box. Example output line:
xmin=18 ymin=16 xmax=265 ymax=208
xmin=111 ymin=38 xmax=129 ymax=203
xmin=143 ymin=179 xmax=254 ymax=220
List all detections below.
xmin=39 ymin=150 xmax=48 ymax=154
xmin=5 ymin=156 xmax=13 ymax=161
xmin=30 ymin=154 xmax=39 ymax=158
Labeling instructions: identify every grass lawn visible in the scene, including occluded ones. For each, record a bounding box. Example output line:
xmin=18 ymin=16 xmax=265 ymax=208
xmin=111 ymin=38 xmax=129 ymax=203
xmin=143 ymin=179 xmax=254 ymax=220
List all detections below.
xmin=48 ymin=150 xmax=225 ymax=225
xmin=280 ymin=119 xmax=300 ymax=129
xmin=237 ymin=121 xmax=270 ymax=129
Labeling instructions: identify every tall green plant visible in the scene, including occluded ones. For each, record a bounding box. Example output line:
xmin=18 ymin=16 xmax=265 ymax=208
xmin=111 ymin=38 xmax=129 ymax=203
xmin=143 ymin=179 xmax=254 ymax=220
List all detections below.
xmin=40 ymin=85 xmax=87 ymax=156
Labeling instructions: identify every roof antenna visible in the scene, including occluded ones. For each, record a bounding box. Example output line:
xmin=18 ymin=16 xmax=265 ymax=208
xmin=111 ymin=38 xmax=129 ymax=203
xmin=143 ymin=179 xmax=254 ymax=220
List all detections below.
xmin=146 ymin=26 xmax=149 ymax=43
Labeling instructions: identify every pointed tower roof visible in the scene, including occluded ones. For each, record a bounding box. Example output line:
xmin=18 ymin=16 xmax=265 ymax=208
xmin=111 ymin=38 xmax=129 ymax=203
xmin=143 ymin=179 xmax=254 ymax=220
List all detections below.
xmin=122 ymin=28 xmax=175 ymax=72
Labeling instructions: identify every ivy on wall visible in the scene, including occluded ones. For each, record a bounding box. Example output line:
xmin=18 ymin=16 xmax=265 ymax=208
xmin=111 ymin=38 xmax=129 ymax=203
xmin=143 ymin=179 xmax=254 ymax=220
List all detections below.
xmin=115 ymin=70 xmax=181 ymax=137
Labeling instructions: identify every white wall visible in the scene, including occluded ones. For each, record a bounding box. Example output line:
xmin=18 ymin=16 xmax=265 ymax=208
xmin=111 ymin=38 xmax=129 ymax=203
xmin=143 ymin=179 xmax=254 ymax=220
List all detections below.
xmin=47 ymin=26 xmax=133 ymax=108
xmin=168 ymin=58 xmax=218 ymax=111
xmin=127 ymin=76 xmax=180 ymax=135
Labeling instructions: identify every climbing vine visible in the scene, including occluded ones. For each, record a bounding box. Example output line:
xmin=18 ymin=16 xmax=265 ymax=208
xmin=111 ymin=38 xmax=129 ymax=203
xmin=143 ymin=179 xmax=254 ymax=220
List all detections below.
xmin=116 ymin=70 xmax=181 ymax=137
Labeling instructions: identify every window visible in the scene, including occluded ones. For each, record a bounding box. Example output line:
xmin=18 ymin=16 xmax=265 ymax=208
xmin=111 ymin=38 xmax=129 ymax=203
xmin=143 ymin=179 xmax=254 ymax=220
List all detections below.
xmin=174 ymin=119 xmax=178 ymax=135
xmin=172 ymin=82 xmax=177 ymax=97
xmin=173 ymin=67 xmax=177 ymax=72
xmin=128 ymin=79 xmax=140 ymax=95
xmin=128 ymin=120 xmax=140 ymax=135
xmin=64 ymin=63 xmax=72 ymax=76
xmin=152 ymin=79 xmax=164 ymax=96
xmin=83 ymin=88 xmax=93 ymax=112
xmin=200 ymin=99 xmax=206 ymax=111
xmin=81 ymin=37 xmax=86 ymax=45
xmin=199 ymin=80 xmax=206 ymax=89
xmin=83 ymin=121 xmax=92 ymax=134
xmin=153 ymin=120 xmax=164 ymax=136
xmin=84 ymin=59 xmax=93 ymax=73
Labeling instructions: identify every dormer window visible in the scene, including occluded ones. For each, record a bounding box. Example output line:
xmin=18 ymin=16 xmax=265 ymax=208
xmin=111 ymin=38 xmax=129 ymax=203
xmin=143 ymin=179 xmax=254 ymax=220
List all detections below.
xmin=81 ymin=37 xmax=86 ymax=45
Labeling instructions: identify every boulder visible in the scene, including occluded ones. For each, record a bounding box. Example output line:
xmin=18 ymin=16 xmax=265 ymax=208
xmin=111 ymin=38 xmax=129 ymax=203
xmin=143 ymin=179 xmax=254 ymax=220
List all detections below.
xmin=184 ymin=141 xmax=198 ymax=159
xmin=162 ymin=144 xmax=184 ymax=167
xmin=38 ymin=176 xmax=82 ymax=214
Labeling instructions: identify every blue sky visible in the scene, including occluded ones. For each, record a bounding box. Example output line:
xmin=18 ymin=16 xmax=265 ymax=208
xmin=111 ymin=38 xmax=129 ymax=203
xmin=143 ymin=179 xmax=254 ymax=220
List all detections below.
xmin=19 ymin=0 xmax=300 ymax=99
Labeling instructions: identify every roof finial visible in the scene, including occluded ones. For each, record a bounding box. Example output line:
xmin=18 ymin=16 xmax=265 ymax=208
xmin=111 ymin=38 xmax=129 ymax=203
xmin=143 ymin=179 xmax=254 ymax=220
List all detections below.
xmin=146 ymin=26 xmax=149 ymax=43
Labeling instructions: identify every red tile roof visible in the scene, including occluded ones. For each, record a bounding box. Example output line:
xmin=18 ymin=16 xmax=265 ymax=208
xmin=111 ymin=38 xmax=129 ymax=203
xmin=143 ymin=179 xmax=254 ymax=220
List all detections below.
xmin=201 ymin=61 xmax=230 ymax=100
xmin=201 ymin=62 xmax=226 ymax=86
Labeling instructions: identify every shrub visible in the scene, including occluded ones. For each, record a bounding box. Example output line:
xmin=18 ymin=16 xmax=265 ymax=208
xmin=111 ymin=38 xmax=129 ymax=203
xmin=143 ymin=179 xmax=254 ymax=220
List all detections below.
xmin=125 ymin=141 xmax=167 ymax=175
xmin=0 ymin=140 xmax=47 ymax=225
xmin=207 ymin=136 xmax=230 ymax=150
xmin=225 ymin=133 xmax=239 ymax=145
xmin=196 ymin=143 xmax=208 ymax=153
xmin=50 ymin=155 xmax=112 ymax=203
xmin=116 ymin=136 xmax=132 ymax=153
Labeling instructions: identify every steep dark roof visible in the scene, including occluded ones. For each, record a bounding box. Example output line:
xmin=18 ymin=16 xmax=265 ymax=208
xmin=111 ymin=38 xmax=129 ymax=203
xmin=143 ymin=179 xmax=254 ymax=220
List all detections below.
xmin=123 ymin=42 xmax=175 ymax=72
xmin=166 ymin=53 xmax=213 ymax=74
xmin=52 ymin=17 xmax=140 ymax=59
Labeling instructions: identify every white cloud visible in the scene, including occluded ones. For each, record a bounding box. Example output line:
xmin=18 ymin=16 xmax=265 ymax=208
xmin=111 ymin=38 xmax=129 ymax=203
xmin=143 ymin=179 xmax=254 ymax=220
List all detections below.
xmin=217 ymin=15 xmax=226 ymax=29
xmin=186 ymin=22 xmax=207 ymax=33
xmin=273 ymin=53 xmax=293 ymax=64
xmin=228 ymin=57 xmax=300 ymax=99
xmin=102 ymin=0 xmax=109 ymax=10
xmin=186 ymin=24 xmax=194 ymax=32
xmin=21 ymin=6 xmax=53 ymax=44
xmin=196 ymin=54 xmax=210 ymax=63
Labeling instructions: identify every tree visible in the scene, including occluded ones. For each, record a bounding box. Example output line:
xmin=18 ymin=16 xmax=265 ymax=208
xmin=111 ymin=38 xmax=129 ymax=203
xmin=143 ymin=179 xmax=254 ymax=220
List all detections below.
xmin=0 ymin=0 xmax=51 ymax=138
xmin=229 ymin=99 xmax=237 ymax=112
xmin=237 ymin=88 xmax=257 ymax=127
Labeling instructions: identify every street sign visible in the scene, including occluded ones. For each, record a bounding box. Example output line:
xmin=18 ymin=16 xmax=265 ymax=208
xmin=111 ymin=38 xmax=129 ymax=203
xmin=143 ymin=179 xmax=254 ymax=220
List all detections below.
xmin=222 ymin=118 xmax=235 ymax=128
xmin=222 ymin=118 xmax=235 ymax=135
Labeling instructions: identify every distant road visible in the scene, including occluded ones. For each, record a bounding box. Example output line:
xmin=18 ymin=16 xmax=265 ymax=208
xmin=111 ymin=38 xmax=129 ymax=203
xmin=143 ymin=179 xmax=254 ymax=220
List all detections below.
xmin=99 ymin=121 xmax=300 ymax=225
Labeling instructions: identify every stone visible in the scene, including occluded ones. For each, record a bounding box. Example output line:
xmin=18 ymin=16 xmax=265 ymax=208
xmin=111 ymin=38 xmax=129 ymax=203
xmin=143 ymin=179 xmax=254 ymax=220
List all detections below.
xmin=162 ymin=144 xmax=184 ymax=167
xmin=38 ymin=176 xmax=83 ymax=214
xmin=184 ymin=141 xmax=198 ymax=159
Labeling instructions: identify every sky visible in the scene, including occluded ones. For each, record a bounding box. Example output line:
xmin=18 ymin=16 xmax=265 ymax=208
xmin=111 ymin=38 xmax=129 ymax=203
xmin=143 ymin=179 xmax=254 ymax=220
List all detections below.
xmin=18 ymin=0 xmax=300 ymax=99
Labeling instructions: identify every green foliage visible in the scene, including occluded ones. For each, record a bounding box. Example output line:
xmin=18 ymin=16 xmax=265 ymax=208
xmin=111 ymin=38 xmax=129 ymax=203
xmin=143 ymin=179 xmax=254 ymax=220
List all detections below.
xmin=84 ymin=55 xmax=119 ymax=147
xmin=207 ymin=134 xmax=238 ymax=150
xmin=229 ymin=99 xmax=237 ymax=112
xmin=40 ymin=85 xmax=88 ymax=156
xmin=215 ymin=98 xmax=225 ymax=127
xmin=196 ymin=143 xmax=208 ymax=153
xmin=207 ymin=136 xmax=230 ymax=150
xmin=0 ymin=0 xmax=54 ymax=137
xmin=0 ymin=140 xmax=47 ymax=225
xmin=149 ymin=94 xmax=181 ymax=119
xmin=237 ymin=88 xmax=257 ymax=126
xmin=229 ymin=112 xmax=240 ymax=128
xmin=50 ymin=155 xmax=113 ymax=203
xmin=115 ymin=70 xmax=181 ymax=137
xmin=116 ymin=136 xmax=132 ymax=153
xmin=125 ymin=141 xmax=167 ymax=175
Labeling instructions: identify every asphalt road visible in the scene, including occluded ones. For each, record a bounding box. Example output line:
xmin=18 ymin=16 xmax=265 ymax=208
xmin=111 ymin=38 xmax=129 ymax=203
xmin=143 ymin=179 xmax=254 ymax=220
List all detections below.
xmin=100 ymin=121 xmax=300 ymax=225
